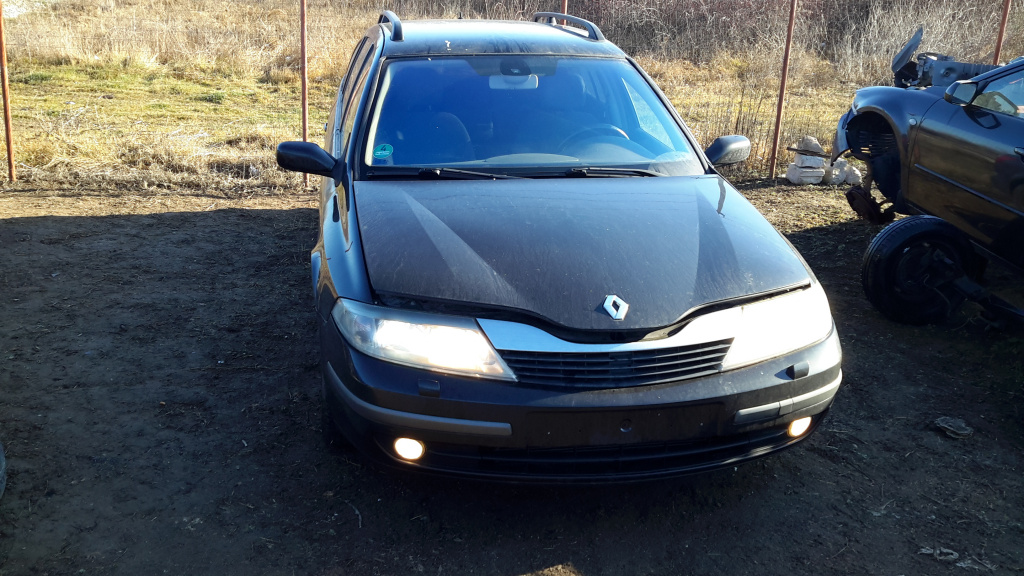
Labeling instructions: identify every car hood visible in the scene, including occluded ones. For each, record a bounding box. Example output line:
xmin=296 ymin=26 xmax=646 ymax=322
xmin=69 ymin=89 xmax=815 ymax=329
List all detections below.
xmin=354 ymin=175 xmax=811 ymax=333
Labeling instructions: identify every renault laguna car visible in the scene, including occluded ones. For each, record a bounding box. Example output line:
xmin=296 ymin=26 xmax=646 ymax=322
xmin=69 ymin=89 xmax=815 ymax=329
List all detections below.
xmin=277 ymin=12 xmax=842 ymax=481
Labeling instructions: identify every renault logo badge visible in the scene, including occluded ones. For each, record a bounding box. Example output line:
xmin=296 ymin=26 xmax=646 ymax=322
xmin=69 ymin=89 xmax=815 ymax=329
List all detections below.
xmin=603 ymin=295 xmax=629 ymax=321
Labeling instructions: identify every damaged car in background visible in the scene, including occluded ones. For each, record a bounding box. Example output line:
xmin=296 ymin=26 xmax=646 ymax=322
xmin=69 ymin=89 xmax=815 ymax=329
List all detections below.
xmin=832 ymin=27 xmax=1024 ymax=325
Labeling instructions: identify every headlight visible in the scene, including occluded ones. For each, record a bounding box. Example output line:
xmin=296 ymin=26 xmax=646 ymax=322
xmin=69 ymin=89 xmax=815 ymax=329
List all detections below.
xmin=717 ymin=283 xmax=835 ymax=371
xmin=331 ymin=299 xmax=515 ymax=381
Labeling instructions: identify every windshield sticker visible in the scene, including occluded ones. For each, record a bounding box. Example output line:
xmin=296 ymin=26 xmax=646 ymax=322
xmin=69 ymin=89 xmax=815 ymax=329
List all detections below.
xmin=372 ymin=144 xmax=394 ymax=159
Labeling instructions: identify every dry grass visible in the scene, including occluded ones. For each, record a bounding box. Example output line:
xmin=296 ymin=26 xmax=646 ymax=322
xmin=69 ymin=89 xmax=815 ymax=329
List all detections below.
xmin=636 ymin=51 xmax=852 ymax=171
xmin=4 ymin=63 xmax=341 ymax=192
xmin=4 ymin=0 xmax=370 ymax=81
xmin=2 ymin=0 xmax=374 ymax=190
xmin=0 ymin=0 xmax=1020 ymax=187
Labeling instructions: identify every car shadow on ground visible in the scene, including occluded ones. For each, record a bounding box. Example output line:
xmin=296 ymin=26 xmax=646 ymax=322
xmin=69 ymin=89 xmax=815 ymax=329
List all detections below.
xmin=1 ymin=206 xmax=1021 ymax=575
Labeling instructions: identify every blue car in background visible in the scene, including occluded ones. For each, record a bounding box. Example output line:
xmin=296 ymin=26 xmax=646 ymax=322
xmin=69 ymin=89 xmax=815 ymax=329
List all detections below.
xmin=833 ymin=29 xmax=1024 ymax=325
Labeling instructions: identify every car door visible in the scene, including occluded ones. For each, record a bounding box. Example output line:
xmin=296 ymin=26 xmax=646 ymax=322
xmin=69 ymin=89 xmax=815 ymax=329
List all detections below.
xmin=908 ymin=64 xmax=1024 ymax=266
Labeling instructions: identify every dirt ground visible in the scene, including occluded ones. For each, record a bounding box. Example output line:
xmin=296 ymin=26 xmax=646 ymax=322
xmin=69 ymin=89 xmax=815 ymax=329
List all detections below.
xmin=0 ymin=179 xmax=1022 ymax=576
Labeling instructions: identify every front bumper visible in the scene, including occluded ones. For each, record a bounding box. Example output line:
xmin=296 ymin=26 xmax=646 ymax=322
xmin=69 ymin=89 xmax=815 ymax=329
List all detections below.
xmin=321 ymin=318 xmax=842 ymax=482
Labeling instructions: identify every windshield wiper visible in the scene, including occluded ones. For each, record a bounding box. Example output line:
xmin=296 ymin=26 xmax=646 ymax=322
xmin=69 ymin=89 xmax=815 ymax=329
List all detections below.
xmin=417 ymin=167 xmax=521 ymax=180
xmin=566 ymin=167 xmax=664 ymax=177
xmin=365 ymin=167 xmax=521 ymax=180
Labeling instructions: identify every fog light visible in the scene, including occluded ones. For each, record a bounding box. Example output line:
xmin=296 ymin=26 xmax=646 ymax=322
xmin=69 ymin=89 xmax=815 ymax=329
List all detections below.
xmin=394 ymin=437 xmax=425 ymax=461
xmin=788 ymin=416 xmax=812 ymax=438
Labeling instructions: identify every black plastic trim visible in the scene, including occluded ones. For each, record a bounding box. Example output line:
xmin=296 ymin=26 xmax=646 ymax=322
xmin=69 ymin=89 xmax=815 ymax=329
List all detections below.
xmin=734 ymin=373 xmax=841 ymax=425
xmin=326 ymin=362 xmax=512 ymax=437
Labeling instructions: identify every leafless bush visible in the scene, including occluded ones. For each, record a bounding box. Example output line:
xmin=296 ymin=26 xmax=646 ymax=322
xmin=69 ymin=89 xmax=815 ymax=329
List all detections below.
xmin=5 ymin=0 xmax=368 ymax=81
xmin=809 ymin=0 xmax=1023 ymax=84
xmin=7 ymin=0 xmax=1021 ymax=84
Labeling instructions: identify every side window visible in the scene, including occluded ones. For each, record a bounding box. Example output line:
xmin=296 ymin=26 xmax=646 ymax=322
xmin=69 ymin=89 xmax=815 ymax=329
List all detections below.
xmin=334 ymin=38 xmax=376 ymax=158
xmin=326 ymin=39 xmax=366 ymax=155
xmin=323 ymin=87 xmax=344 ymax=155
xmin=973 ymin=70 xmax=1024 ymax=117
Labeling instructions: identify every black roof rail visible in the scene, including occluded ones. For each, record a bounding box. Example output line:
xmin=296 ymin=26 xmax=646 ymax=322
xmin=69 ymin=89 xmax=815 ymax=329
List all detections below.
xmin=532 ymin=12 xmax=605 ymax=41
xmin=379 ymin=10 xmax=404 ymax=42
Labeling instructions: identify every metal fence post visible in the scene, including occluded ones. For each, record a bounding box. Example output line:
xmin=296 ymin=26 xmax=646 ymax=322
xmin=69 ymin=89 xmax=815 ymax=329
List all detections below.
xmin=300 ymin=0 xmax=308 ymax=188
xmin=0 ymin=0 xmax=15 ymax=182
xmin=994 ymin=0 xmax=1012 ymax=65
xmin=768 ymin=0 xmax=798 ymax=180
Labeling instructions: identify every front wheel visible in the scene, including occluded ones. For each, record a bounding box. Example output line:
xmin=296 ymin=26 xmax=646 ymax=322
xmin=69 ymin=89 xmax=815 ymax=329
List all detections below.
xmin=862 ymin=216 xmax=980 ymax=325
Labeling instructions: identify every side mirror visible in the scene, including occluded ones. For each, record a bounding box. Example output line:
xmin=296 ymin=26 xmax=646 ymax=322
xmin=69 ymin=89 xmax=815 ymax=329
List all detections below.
xmin=705 ymin=135 xmax=751 ymax=167
xmin=944 ymin=81 xmax=978 ymax=106
xmin=276 ymin=141 xmax=339 ymax=177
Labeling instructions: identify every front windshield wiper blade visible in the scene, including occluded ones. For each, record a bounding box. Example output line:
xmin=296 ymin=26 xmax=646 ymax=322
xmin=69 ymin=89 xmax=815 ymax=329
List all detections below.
xmin=365 ymin=167 xmax=521 ymax=180
xmin=418 ymin=167 xmax=521 ymax=180
xmin=566 ymin=167 xmax=664 ymax=177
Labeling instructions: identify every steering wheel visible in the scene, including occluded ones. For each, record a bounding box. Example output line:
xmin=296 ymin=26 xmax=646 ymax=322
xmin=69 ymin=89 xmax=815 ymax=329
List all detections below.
xmin=558 ymin=124 xmax=629 ymax=153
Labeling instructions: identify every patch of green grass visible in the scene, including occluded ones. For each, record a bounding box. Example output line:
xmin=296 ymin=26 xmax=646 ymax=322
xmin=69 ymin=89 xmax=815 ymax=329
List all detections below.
xmin=84 ymin=67 xmax=123 ymax=81
xmin=7 ymin=61 xmax=338 ymax=186
xmin=195 ymin=92 xmax=226 ymax=104
xmin=12 ymin=72 xmax=54 ymax=85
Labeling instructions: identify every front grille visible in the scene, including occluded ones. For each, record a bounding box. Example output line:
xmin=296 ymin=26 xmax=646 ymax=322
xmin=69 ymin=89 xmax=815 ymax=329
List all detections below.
xmin=498 ymin=338 xmax=732 ymax=389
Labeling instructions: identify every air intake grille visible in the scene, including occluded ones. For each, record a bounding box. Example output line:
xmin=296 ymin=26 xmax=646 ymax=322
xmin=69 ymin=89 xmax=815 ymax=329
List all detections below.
xmin=498 ymin=338 xmax=732 ymax=389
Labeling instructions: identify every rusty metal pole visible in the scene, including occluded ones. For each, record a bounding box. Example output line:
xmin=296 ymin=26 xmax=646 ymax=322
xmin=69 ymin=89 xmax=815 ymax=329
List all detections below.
xmin=561 ymin=0 xmax=568 ymax=13
xmin=300 ymin=0 xmax=309 ymax=187
xmin=0 ymin=0 xmax=15 ymax=182
xmin=768 ymin=0 xmax=798 ymax=179
xmin=993 ymin=0 xmax=1012 ymax=65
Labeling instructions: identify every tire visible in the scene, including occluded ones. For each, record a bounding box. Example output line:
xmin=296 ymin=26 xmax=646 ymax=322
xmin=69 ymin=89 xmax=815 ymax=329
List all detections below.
xmin=862 ymin=216 xmax=980 ymax=325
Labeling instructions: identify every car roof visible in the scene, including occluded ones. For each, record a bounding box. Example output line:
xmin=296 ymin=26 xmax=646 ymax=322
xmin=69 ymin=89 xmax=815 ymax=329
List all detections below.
xmin=376 ymin=19 xmax=626 ymax=58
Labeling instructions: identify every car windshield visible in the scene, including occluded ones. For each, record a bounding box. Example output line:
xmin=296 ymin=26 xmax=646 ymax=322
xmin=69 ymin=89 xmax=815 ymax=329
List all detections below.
xmin=362 ymin=56 xmax=705 ymax=177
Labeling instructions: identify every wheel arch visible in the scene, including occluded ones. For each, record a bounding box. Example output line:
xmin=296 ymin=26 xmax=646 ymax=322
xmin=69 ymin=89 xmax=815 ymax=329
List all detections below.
xmin=841 ymin=87 xmax=944 ymax=210
xmin=844 ymin=110 xmax=905 ymax=207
